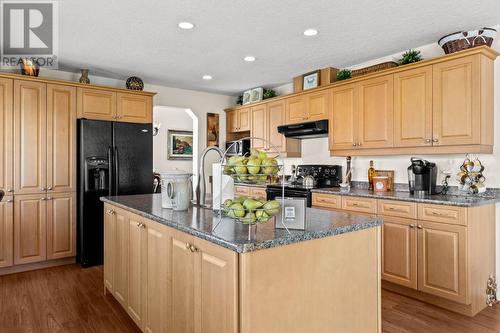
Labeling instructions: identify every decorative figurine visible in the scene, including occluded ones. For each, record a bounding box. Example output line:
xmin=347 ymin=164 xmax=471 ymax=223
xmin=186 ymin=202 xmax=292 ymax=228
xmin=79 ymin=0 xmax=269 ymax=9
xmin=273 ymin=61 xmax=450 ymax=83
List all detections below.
xmin=79 ymin=69 xmax=90 ymax=84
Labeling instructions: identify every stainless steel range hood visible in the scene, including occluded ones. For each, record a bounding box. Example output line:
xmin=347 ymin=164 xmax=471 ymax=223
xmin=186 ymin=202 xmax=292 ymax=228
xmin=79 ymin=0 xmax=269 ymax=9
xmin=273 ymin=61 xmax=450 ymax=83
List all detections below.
xmin=277 ymin=119 xmax=328 ymax=139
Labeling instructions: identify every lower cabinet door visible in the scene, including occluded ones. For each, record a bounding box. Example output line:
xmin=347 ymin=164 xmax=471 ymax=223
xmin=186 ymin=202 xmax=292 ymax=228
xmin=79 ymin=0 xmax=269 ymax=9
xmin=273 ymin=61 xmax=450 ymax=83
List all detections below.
xmin=143 ymin=220 xmax=169 ymax=333
xmin=417 ymin=221 xmax=468 ymax=304
xmin=103 ymin=204 xmax=116 ymax=293
xmin=381 ymin=217 xmax=417 ymax=289
xmin=113 ymin=208 xmax=129 ymax=308
xmin=170 ymin=229 xmax=195 ymax=333
xmin=46 ymin=192 xmax=76 ymax=259
xmin=0 ymin=197 xmax=13 ymax=268
xmin=127 ymin=213 xmax=147 ymax=328
xmin=194 ymin=237 xmax=238 ymax=333
xmin=14 ymin=194 xmax=46 ymax=265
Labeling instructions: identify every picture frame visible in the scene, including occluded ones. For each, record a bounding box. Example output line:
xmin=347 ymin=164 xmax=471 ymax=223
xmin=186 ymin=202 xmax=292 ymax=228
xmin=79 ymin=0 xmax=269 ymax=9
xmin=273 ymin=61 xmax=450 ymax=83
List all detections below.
xmin=250 ymin=87 xmax=263 ymax=103
xmin=242 ymin=90 xmax=252 ymax=105
xmin=167 ymin=130 xmax=193 ymax=160
xmin=374 ymin=170 xmax=395 ymax=191
xmin=303 ymin=70 xmax=320 ymax=90
xmin=206 ymin=113 xmax=220 ymax=147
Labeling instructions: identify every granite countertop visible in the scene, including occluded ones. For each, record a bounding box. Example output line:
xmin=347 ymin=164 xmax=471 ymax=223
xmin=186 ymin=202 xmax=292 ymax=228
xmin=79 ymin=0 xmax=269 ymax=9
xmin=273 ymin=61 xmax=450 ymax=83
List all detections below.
xmin=101 ymin=194 xmax=382 ymax=253
xmin=311 ymin=187 xmax=500 ymax=207
xmin=233 ymin=182 xmax=268 ymax=188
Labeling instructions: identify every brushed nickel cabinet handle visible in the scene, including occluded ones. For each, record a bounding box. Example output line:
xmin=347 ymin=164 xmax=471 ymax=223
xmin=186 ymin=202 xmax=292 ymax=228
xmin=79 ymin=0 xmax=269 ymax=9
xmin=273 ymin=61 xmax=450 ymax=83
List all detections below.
xmin=432 ymin=138 xmax=439 ymax=143
xmin=185 ymin=243 xmax=191 ymax=250
xmin=6 ymin=189 xmax=13 ymax=193
xmin=358 ymin=142 xmax=362 ymax=147
xmin=352 ymin=143 xmax=357 ymax=147
xmin=106 ymin=209 xmax=115 ymax=215
xmin=425 ymin=139 xmax=431 ymax=143
xmin=409 ymin=224 xmax=416 ymax=228
xmin=189 ymin=244 xmax=198 ymax=253
xmin=417 ymin=225 xmax=423 ymax=229
xmin=47 ymin=187 xmax=53 ymax=190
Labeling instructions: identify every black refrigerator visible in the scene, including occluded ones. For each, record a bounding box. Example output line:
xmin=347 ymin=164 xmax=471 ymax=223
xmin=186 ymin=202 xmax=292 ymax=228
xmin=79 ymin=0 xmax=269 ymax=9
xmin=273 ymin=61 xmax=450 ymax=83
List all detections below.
xmin=77 ymin=119 xmax=153 ymax=267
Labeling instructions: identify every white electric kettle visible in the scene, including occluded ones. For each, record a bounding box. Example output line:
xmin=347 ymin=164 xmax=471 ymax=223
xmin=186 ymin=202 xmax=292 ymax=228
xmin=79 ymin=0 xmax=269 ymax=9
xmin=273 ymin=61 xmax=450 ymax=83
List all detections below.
xmin=161 ymin=171 xmax=192 ymax=211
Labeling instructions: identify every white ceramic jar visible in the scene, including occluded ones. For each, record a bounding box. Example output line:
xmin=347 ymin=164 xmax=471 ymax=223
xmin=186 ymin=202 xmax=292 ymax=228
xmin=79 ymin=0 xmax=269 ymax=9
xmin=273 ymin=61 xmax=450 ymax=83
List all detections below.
xmin=161 ymin=171 xmax=192 ymax=210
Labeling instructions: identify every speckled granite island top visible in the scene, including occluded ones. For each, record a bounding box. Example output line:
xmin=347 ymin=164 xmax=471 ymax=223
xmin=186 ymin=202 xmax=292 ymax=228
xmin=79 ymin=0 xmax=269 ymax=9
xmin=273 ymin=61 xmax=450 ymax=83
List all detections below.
xmin=311 ymin=187 xmax=500 ymax=207
xmin=101 ymin=194 xmax=382 ymax=253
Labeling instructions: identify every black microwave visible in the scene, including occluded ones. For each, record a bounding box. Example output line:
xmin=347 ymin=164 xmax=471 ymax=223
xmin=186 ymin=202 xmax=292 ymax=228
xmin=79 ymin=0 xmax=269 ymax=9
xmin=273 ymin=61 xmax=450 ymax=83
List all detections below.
xmin=225 ymin=139 xmax=251 ymax=156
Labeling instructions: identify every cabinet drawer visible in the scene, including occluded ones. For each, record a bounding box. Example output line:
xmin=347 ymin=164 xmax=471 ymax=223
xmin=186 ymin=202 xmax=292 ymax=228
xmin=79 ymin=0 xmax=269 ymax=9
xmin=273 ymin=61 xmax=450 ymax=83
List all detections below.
xmin=418 ymin=204 xmax=466 ymax=226
xmin=312 ymin=193 xmax=341 ymax=209
xmin=250 ymin=187 xmax=267 ymax=200
xmin=378 ymin=200 xmax=417 ymax=219
xmin=234 ymin=186 xmax=250 ymax=197
xmin=341 ymin=197 xmax=377 ymax=214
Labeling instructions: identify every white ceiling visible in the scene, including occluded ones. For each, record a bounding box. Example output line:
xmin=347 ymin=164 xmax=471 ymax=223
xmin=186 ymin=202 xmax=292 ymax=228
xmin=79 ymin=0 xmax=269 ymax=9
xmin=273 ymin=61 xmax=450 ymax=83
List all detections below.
xmin=59 ymin=0 xmax=500 ymax=95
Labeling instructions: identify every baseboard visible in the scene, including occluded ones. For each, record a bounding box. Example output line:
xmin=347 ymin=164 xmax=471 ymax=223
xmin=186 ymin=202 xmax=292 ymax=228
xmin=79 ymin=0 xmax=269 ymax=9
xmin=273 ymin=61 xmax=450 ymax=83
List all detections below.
xmin=0 ymin=257 xmax=76 ymax=276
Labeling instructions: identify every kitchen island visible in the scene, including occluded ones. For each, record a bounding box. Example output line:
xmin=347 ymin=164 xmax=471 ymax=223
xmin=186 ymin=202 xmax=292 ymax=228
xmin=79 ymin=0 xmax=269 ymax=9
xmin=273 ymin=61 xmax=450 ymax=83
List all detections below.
xmin=102 ymin=194 xmax=383 ymax=333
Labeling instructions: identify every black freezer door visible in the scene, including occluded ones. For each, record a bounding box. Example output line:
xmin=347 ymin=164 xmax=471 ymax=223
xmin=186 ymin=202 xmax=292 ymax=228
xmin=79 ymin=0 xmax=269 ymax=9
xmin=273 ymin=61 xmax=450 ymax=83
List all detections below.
xmin=77 ymin=119 xmax=112 ymax=267
xmin=113 ymin=122 xmax=153 ymax=195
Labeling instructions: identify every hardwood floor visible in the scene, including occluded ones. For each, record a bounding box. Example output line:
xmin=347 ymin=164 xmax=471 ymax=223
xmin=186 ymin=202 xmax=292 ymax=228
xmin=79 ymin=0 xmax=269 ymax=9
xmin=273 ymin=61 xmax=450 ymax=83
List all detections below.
xmin=0 ymin=264 xmax=499 ymax=332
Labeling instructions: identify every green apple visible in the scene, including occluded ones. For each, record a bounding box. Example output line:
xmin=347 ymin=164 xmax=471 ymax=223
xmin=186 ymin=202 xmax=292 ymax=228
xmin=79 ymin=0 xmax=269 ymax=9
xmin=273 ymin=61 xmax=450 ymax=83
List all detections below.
xmin=263 ymin=200 xmax=281 ymax=216
xmin=247 ymin=158 xmax=262 ymax=174
xmin=243 ymin=198 xmax=264 ymax=210
xmin=242 ymin=211 xmax=256 ymax=224
xmin=229 ymin=202 xmax=246 ymax=218
xmin=255 ymin=210 xmax=270 ymax=223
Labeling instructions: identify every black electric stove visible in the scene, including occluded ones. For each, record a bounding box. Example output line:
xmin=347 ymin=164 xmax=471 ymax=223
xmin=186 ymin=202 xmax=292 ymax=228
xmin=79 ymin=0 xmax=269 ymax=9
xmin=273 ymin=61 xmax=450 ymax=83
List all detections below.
xmin=266 ymin=165 xmax=342 ymax=206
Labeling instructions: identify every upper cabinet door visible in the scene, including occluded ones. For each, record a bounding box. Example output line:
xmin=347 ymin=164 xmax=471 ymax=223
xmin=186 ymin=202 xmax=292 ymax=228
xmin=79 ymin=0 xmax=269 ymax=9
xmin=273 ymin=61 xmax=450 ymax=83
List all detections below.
xmin=77 ymin=88 xmax=116 ymax=121
xmin=432 ymin=55 xmax=480 ymax=146
xmin=267 ymin=100 xmax=286 ymax=153
xmin=238 ymin=107 xmax=250 ymax=131
xmin=226 ymin=110 xmax=238 ymax=133
xmin=47 ymin=84 xmax=76 ymax=193
xmin=117 ymin=93 xmax=152 ymax=123
xmin=357 ymin=74 xmax=394 ymax=148
xmin=250 ymin=104 xmax=267 ymax=149
xmin=0 ymin=78 xmax=13 ymax=194
xmin=306 ymin=90 xmax=330 ymax=121
xmin=330 ymin=84 xmax=357 ymax=150
xmin=285 ymin=95 xmax=307 ymax=124
xmin=394 ymin=66 xmax=433 ymax=147
xmin=13 ymin=80 xmax=47 ymax=194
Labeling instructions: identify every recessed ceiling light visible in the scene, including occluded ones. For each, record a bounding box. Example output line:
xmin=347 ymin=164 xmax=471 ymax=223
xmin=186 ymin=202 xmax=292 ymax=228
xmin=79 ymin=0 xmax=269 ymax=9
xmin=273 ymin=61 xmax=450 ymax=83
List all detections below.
xmin=303 ymin=28 xmax=318 ymax=37
xmin=202 ymin=75 xmax=212 ymax=80
xmin=244 ymin=56 xmax=256 ymax=62
xmin=178 ymin=22 xmax=195 ymax=30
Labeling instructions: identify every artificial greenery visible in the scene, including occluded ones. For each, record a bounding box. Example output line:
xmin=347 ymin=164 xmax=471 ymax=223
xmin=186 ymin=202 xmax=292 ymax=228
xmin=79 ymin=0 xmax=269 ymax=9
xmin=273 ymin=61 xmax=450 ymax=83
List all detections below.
xmin=336 ymin=69 xmax=352 ymax=81
xmin=236 ymin=95 xmax=243 ymax=105
xmin=398 ymin=49 xmax=423 ymax=65
xmin=263 ymin=89 xmax=277 ymax=100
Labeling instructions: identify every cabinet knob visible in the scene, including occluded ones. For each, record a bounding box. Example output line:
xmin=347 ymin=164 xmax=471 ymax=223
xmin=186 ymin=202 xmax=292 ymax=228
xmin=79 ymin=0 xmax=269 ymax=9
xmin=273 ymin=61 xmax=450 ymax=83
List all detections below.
xmin=425 ymin=139 xmax=431 ymax=143
xmin=5 ymin=199 xmax=12 ymax=203
xmin=40 ymin=197 xmax=47 ymax=201
xmin=417 ymin=225 xmax=423 ymax=229
xmin=47 ymin=187 xmax=53 ymax=191
xmin=432 ymin=138 xmax=439 ymax=143
xmin=185 ymin=243 xmax=191 ymax=250
xmin=106 ymin=209 xmax=115 ymax=215
xmin=409 ymin=224 xmax=416 ymax=228
xmin=189 ymin=244 xmax=198 ymax=253
xmin=352 ymin=143 xmax=357 ymax=147
xmin=47 ymin=197 xmax=52 ymax=200
xmin=41 ymin=187 xmax=47 ymax=191
xmin=357 ymin=142 xmax=362 ymax=147
xmin=6 ymin=189 xmax=13 ymax=193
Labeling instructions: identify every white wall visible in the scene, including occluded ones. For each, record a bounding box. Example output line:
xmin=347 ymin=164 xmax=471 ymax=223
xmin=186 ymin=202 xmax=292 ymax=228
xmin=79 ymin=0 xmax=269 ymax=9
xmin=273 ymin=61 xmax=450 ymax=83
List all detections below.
xmin=153 ymin=106 xmax=194 ymax=173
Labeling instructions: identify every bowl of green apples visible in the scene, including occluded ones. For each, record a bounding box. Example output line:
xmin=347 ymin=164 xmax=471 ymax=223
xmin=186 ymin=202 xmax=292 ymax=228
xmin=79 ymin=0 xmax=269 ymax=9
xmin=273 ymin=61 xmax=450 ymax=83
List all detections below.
xmin=222 ymin=197 xmax=281 ymax=224
xmin=223 ymin=149 xmax=281 ymax=184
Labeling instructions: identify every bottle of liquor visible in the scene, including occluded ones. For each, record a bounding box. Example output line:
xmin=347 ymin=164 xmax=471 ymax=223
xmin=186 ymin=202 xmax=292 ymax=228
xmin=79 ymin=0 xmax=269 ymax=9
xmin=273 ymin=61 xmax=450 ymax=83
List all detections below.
xmin=368 ymin=160 xmax=375 ymax=191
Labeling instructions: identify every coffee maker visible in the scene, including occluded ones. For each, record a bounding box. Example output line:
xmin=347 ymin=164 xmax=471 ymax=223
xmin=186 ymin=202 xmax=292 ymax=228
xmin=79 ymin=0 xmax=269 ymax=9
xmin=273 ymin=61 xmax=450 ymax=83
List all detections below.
xmin=407 ymin=158 xmax=437 ymax=195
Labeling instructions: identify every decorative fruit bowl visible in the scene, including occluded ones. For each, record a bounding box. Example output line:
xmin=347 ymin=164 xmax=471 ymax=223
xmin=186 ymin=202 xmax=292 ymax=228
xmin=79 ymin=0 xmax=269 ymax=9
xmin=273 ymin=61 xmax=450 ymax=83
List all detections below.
xmin=223 ymin=149 xmax=282 ymax=184
xmin=222 ymin=197 xmax=281 ymax=224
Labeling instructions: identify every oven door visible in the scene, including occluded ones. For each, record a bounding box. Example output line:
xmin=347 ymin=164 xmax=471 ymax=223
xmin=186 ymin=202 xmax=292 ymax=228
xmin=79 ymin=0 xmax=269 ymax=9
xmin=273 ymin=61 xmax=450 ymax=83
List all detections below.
xmin=266 ymin=187 xmax=311 ymax=207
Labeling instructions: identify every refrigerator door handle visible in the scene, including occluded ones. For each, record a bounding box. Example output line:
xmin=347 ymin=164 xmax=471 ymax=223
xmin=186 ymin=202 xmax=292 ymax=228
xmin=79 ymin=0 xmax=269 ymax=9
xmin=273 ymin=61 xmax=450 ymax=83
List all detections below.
xmin=114 ymin=146 xmax=119 ymax=196
xmin=107 ymin=146 xmax=113 ymax=196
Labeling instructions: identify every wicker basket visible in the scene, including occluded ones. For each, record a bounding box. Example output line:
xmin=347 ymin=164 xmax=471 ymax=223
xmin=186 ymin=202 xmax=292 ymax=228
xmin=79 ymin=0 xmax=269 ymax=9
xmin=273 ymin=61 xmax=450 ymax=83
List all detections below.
xmin=438 ymin=28 xmax=496 ymax=54
xmin=351 ymin=61 xmax=398 ymax=77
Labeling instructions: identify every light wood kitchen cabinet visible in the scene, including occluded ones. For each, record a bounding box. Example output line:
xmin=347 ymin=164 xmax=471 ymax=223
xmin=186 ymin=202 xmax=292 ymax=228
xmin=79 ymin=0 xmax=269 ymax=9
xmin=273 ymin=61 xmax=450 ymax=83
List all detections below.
xmin=234 ymin=185 xmax=251 ymax=197
xmin=77 ymin=88 xmax=116 ymax=121
xmin=306 ymin=89 xmax=330 ymax=121
xmin=432 ymin=55 xmax=481 ymax=146
xmin=104 ymin=204 xmax=116 ymax=293
xmin=0 ymin=78 xmax=13 ymax=195
xmin=285 ymin=95 xmax=307 ymax=124
xmin=330 ymin=84 xmax=357 ymax=150
xmin=127 ymin=213 xmax=147 ymax=328
xmin=381 ymin=217 xmax=417 ymax=289
xmin=227 ymin=107 xmax=250 ymax=133
xmin=114 ymin=207 xmax=129 ymax=308
xmin=357 ymin=74 xmax=394 ymax=149
xmin=417 ymin=220 xmax=467 ymax=304
xmin=234 ymin=185 xmax=267 ymax=200
xmin=170 ymin=229 xmax=196 ymax=333
xmin=47 ymin=84 xmax=76 ymax=193
xmin=13 ymin=80 xmax=47 ymax=195
xmin=193 ymin=237 xmax=238 ymax=333
xmin=144 ymin=219 xmax=169 ymax=333
xmin=250 ymin=104 xmax=266 ymax=149
xmin=394 ymin=66 xmax=433 ymax=147
xmin=117 ymin=93 xmax=152 ymax=123
xmin=13 ymin=194 xmax=47 ymax=265
xmin=46 ymin=192 xmax=76 ymax=260
xmin=0 ymin=197 xmax=13 ymax=268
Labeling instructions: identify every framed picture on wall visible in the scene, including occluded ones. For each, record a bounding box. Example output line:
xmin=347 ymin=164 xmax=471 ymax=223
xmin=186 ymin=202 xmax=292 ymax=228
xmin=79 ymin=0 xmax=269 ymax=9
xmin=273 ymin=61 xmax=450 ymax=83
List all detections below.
xmin=207 ymin=113 xmax=219 ymax=147
xmin=167 ymin=130 xmax=193 ymax=160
